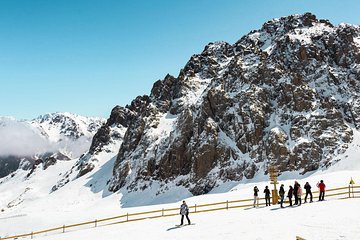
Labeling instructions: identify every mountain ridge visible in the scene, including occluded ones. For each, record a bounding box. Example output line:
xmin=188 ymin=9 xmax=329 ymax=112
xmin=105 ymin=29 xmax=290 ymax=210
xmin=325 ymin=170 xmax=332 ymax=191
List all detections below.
xmin=0 ymin=112 xmax=105 ymax=178
xmin=103 ymin=12 xmax=360 ymax=195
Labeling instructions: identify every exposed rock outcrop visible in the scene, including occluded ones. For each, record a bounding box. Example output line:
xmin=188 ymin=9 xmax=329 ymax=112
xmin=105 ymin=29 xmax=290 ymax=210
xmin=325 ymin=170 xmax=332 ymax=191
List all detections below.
xmin=104 ymin=13 xmax=360 ymax=195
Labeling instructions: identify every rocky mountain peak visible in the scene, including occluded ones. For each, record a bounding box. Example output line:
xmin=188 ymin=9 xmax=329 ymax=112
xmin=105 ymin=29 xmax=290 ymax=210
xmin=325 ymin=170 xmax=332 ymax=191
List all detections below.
xmin=32 ymin=112 xmax=104 ymax=141
xmin=85 ymin=13 xmax=360 ymax=196
xmin=261 ymin=12 xmax=318 ymax=34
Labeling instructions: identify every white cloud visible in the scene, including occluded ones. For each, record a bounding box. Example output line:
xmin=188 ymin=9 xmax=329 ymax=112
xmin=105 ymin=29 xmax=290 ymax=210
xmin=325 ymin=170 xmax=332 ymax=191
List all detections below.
xmin=0 ymin=118 xmax=92 ymax=158
xmin=0 ymin=118 xmax=51 ymax=156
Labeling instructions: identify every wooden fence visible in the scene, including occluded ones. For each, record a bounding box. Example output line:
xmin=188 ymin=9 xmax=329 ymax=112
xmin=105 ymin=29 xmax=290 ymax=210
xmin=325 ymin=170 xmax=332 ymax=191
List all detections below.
xmin=1 ymin=185 xmax=359 ymax=240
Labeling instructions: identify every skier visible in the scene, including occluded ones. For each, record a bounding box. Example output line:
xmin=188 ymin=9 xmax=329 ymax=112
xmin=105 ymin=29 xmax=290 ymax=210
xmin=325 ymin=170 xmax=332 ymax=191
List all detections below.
xmin=287 ymin=185 xmax=293 ymax=207
xmin=304 ymin=182 xmax=313 ymax=203
xmin=180 ymin=200 xmax=191 ymax=225
xmin=297 ymin=185 xmax=303 ymax=206
xmin=253 ymin=186 xmax=259 ymax=207
xmin=317 ymin=180 xmax=326 ymax=201
xmin=264 ymin=186 xmax=271 ymax=206
xmin=293 ymin=181 xmax=300 ymax=205
xmin=279 ymin=184 xmax=285 ymax=208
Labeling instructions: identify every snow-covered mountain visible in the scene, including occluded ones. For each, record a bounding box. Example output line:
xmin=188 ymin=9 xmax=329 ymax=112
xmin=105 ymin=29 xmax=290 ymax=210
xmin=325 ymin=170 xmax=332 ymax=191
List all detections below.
xmin=2 ymin=12 xmax=360 ymax=209
xmin=2 ymin=12 xmax=360 ymax=240
xmin=95 ymin=13 xmax=359 ymax=196
xmin=1 ymin=138 xmax=360 ymax=238
xmin=0 ymin=113 xmax=105 ymax=178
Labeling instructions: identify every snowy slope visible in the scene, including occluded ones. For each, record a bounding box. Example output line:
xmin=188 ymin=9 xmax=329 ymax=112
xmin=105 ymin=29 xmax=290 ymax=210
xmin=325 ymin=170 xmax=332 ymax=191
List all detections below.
xmin=0 ymin=165 xmax=359 ymax=239
xmin=0 ymin=129 xmax=360 ymax=239
xmin=34 ymin=199 xmax=360 ymax=240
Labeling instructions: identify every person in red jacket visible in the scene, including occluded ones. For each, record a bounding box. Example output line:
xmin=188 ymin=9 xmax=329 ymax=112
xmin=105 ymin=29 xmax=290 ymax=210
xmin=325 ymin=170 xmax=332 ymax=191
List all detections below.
xmin=317 ymin=180 xmax=326 ymax=201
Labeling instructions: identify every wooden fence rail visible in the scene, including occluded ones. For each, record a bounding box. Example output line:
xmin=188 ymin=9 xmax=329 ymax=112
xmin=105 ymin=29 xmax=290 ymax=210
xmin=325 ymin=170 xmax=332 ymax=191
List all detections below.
xmin=1 ymin=185 xmax=359 ymax=240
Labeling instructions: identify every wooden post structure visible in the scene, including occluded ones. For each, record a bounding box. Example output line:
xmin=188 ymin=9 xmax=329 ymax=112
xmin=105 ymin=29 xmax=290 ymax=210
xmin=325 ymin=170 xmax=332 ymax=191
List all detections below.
xmin=269 ymin=165 xmax=279 ymax=205
xmin=350 ymin=178 xmax=355 ymax=198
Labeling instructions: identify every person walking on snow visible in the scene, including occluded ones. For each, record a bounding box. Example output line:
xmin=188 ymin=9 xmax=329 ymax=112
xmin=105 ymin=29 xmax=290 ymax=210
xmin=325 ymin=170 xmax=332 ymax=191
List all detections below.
xmin=264 ymin=186 xmax=271 ymax=206
xmin=279 ymin=184 xmax=285 ymax=208
xmin=293 ymin=181 xmax=300 ymax=205
xmin=304 ymin=182 xmax=313 ymax=203
xmin=297 ymin=185 xmax=303 ymax=206
xmin=317 ymin=180 xmax=326 ymax=201
xmin=287 ymin=185 xmax=293 ymax=207
xmin=180 ymin=201 xmax=191 ymax=225
xmin=253 ymin=186 xmax=259 ymax=207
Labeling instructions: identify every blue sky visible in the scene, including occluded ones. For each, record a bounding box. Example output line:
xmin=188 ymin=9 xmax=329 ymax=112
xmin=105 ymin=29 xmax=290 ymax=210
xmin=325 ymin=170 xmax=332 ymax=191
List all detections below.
xmin=1 ymin=0 xmax=359 ymax=119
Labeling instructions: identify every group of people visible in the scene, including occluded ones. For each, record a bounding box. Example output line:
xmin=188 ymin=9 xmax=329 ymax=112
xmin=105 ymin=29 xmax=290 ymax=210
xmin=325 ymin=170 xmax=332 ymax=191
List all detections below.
xmin=178 ymin=180 xmax=327 ymax=225
xmin=253 ymin=180 xmax=326 ymax=208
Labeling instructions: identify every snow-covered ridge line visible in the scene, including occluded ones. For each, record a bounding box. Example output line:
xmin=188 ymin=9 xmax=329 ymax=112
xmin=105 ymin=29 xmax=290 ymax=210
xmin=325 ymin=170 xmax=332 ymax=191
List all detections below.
xmin=0 ymin=112 xmax=105 ymax=178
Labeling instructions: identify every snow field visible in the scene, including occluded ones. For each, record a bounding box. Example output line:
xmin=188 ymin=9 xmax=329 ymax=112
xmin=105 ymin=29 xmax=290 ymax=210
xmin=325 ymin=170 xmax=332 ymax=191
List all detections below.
xmin=1 ymin=129 xmax=360 ymax=239
xmin=1 ymin=166 xmax=360 ymax=239
xmin=24 ymin=198 xmax=360 ymax=240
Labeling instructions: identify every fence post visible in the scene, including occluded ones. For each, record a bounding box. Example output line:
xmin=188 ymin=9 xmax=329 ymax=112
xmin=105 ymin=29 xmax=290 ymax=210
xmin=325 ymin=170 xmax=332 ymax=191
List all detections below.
xmin=31 ymin=231 xmax=34 ymax=239
xmin=95 ymin=219 xmax=97 ymax=227
xmin=126 ymin=213 xmax=129 ymax=222
xmin=62 ymin=225 xmax=65 ymax=233
xmin=349 ymin=185 xmax=351 ymax=198
xmin=226 ymin=200 xmax=229 ymax=210
xmin=162 ymin=208 xmax=164 ymax=217
xmin=195 ymin=204 xmax=197 ymax=213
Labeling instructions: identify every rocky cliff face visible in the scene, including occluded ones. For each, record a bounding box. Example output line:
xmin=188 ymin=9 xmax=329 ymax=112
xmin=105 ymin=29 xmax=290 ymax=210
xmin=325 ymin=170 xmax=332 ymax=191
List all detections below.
xmin=90 ymin=13 xmax=360 ymax=195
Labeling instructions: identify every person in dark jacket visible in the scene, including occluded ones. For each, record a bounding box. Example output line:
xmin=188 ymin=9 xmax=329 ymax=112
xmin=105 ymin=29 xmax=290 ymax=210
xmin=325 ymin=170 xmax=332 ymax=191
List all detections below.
xmin=253 ymin=186 xmax=259 ymax=207
xmin=304 ymin=182 xmax=313 ymax=203
xmin=279 ymin=184 xmax=285 ymax=208
xmin=287 ymin=185 xmax=293 ymax=207
xmin=264 ymin=186 xmax=271 ymax=206
xmin=317 ymin=180 xmax=326 ymax=201
xmin=180 ymin=201 xmax=191 ymax=225
xmin=293 ymin=181 xmax=300 ymax=205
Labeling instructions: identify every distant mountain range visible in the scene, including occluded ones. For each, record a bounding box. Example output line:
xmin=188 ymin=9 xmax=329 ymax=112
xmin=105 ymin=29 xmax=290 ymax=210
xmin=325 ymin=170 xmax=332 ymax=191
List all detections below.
xmin=0 ymin=113 xmax=105 ymax=178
